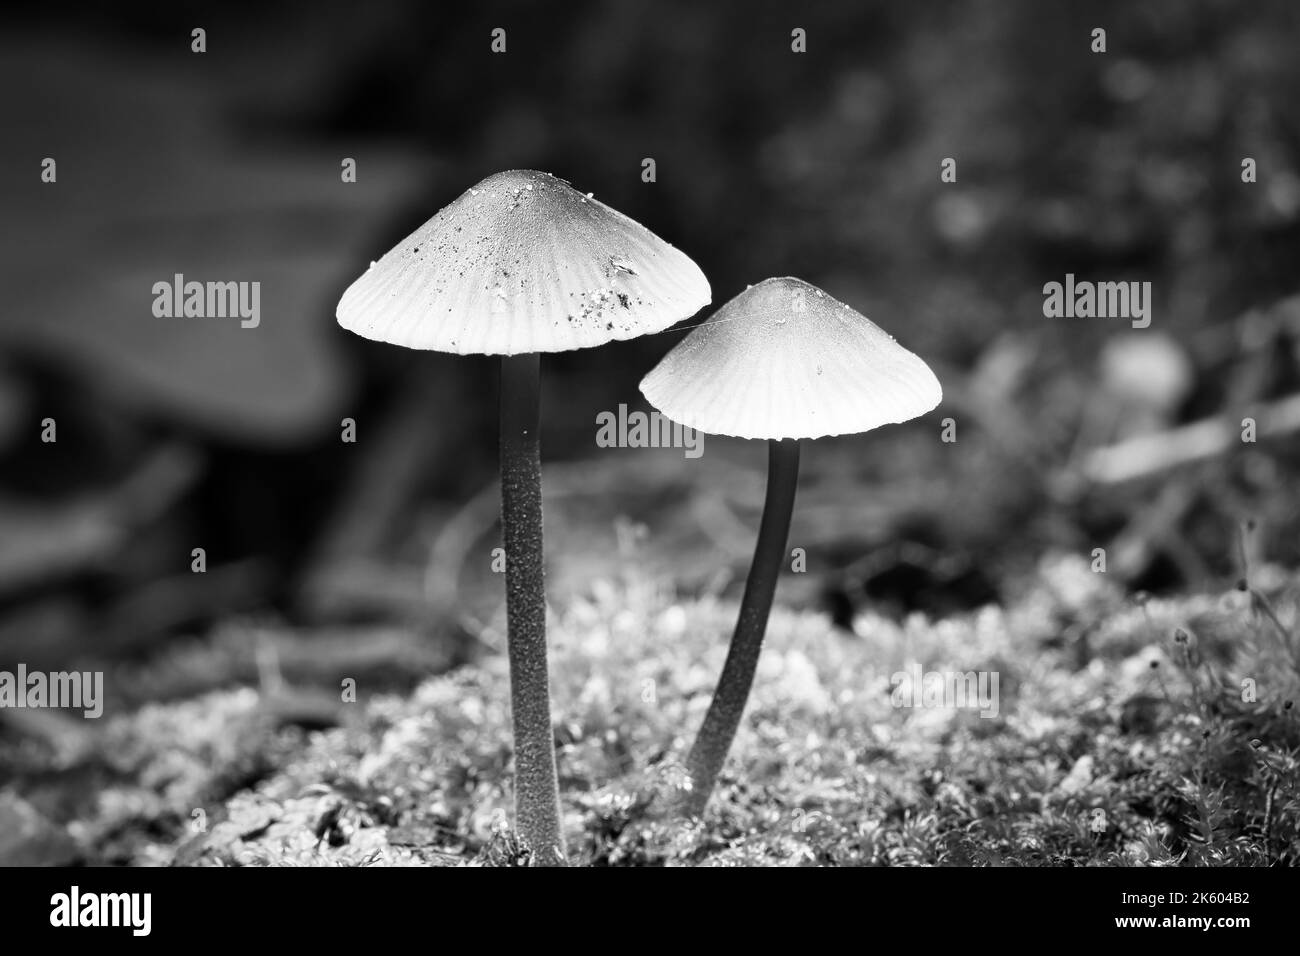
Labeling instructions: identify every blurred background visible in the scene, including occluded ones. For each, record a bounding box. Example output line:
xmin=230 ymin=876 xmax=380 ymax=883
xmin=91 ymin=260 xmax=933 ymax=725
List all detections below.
xmin=3 ymin=0 xmax=1300 ymax=786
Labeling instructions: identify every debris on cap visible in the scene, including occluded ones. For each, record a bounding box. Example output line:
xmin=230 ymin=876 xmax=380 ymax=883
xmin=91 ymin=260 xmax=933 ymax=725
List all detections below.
xmin=337 ymin=170 xmax=711 ymax=355
xmin=640 ymin=277 xmax=942 ymax=440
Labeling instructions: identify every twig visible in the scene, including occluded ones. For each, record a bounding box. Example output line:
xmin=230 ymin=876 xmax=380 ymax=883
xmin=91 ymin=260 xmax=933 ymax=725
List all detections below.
xmin=1081 ymin=393 xmax=1300 ymax=485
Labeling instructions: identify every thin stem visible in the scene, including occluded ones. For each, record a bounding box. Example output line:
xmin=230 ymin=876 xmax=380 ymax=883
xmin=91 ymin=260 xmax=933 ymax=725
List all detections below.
xmin=499 ymin=352 xmax=566 ymax=865
xmin=682 ymin=438 xmax=801 ymax=817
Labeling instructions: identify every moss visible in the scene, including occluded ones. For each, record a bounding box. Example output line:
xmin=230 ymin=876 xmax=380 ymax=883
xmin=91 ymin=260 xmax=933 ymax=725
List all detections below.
xmin=11 ymin=552 xmax=1298 ymax=866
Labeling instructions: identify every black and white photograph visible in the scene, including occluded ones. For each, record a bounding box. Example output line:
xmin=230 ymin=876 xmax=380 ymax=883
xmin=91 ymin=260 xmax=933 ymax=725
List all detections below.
xmin=1 ymin=0 xmax=1296 ymax=932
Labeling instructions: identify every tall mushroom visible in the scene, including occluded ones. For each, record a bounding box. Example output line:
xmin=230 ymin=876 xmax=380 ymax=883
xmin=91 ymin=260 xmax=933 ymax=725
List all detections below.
xmin=640 ymin=276 xmax=941 ymax=817
xmin=336 ymin=170 xmax=710 ymax=863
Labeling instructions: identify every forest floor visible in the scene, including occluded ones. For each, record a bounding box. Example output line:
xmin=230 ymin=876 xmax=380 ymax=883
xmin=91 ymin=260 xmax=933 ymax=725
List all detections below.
xmin=4 ymin=549 xmax=1297 ymax=867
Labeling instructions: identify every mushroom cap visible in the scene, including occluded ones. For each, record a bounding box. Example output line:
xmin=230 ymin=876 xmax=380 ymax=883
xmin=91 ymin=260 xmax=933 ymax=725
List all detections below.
xmin=336 ymin=170 xmax=711 ymax=355
xmin=639 ymin=277 xmax=942 ymax=440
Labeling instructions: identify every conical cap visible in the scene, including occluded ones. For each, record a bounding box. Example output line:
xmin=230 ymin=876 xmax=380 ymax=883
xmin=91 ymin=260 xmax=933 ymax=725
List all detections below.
xmin=337 ymin=170 xmax=710 ymax=355
xmin=640 ymin=277 xmax=941 ymax=440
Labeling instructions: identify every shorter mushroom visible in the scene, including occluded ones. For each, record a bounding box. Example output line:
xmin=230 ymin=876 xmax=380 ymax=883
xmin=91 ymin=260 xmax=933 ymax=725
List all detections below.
xmin=640 ymin=277 xmax=942 ymax=817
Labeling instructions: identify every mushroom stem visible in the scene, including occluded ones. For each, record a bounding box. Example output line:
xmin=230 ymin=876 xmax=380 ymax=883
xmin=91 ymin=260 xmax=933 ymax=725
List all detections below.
xmin=499 ymin=352 xmax=566 ymax=865
xmin=682 ymin=437 xmax=801 ymax=817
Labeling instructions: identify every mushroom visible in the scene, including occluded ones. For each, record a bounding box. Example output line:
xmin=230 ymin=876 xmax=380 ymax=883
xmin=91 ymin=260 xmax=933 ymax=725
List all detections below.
xmin=639 ymin=276 xmax=941 ymax=817
xmin=336 ymin=170 xmax=710 ymax=863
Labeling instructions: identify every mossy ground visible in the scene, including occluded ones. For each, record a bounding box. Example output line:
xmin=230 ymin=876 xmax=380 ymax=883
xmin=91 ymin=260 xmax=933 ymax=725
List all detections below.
xmin=15 ymin=551 xmax=1296 ymax=867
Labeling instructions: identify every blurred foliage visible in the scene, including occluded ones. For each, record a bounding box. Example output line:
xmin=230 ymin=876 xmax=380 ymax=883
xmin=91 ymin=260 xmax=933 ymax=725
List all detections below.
xmin=4 ymin=1 xmax=1300 ymax=646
